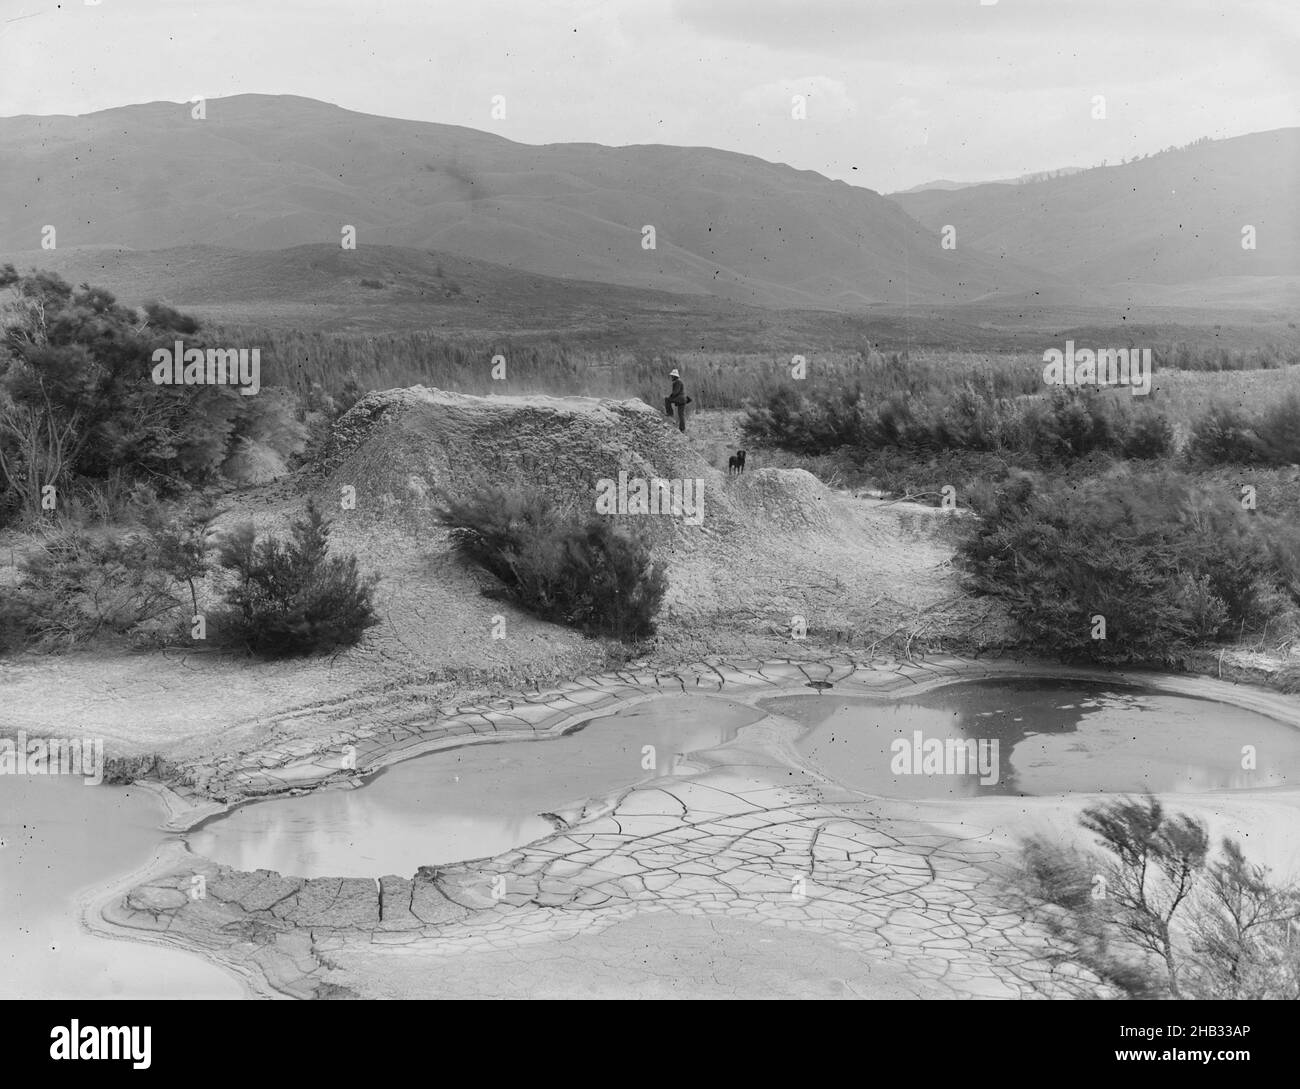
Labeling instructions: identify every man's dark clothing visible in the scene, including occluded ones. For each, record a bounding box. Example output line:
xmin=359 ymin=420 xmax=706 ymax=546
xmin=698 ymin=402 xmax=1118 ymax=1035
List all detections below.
xmin=664 ymin=377 xmax=689 ymax=433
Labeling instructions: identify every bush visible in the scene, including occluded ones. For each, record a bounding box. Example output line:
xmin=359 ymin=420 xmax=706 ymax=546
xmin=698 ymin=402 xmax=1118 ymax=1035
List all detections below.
xmin=212 ymin=500 xmax=378 ymax=657
xmin=0 ymin=592 xmax=28 ymax=654
xmin=436 ymin=484 xmax=666 ymax=641
xmin=959 ymin=471 xmax=1300 ymax=663
xmin=139 ymin=498 xmax=220 ymax=618
xmin=744 ymin=373 xmax=1177 ymax=468
xmin=1254 ymin=392 xmax=1300 ymax=466
xmin=1188 ymin=403 xmax=1263 ymax=465
xmin=1120 ymin=410 xmax=1175 ymax=459
xmin=1186 ymin=396 xmax=1300 ymax=468
xmin=6 ymin=529 xmax=182 ymax=651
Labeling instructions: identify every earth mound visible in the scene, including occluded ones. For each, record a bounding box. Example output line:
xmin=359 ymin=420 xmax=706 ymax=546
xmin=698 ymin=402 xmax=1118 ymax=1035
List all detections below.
xmin=314 ymin=387 xmax=832 ymax=547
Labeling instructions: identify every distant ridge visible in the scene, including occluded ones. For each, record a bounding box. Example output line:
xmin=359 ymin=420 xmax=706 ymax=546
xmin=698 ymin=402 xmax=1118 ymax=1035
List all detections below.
xmin=0 ymin=94 xmax=1057 ymax=311
xmin=891 ymin=166 xmax=1086 ymax=195
xmin=890 ymin=129 xmax=1300 ymax=284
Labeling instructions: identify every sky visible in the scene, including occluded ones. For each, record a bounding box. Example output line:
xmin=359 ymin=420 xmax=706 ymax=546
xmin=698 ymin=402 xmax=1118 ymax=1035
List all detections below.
xmin=1 ymin=0 xmax=1296 ymax=193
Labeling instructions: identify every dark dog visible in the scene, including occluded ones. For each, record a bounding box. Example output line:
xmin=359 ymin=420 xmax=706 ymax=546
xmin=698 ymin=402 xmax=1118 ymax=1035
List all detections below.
xmin=727 ymin=449 xmax=747 ymax=475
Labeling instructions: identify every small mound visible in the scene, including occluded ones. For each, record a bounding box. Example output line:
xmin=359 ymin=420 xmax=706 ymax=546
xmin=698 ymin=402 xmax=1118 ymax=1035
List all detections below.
xmin=313 ymin=387 xmax=838 ymax=549
xmin=727 ymin=468 xmax=834 ymax=533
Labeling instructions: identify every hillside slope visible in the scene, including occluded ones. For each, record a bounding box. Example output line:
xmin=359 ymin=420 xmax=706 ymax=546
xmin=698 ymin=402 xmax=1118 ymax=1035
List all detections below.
xmin=0 ymin=94 xmax=1054 ymax=309
xmin=891 ymin=130 xmax=1300 ymax=284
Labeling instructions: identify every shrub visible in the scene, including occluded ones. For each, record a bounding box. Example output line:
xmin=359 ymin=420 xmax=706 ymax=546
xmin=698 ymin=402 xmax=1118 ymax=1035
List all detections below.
xmin=0 ymin=592 xmax=28 ymax=654
xmin=1019 ymin=389 xmax=1122 ymax=463
xmin=1188 ymin=403 xmax=1262 ymax=465
xmin=959 ymin=471 xmax=1300 ymax=663
xmin=139 ymin=499 xmax=220 ymax=618
xmin=744 ymin=372 xmax=1180 ymax=468
xmin=436 ymin=484 xmax=666 ymax=641
xmin=741 ymin=386 xmax=833 ymax=454
xmin=1254 ymin=392 xmax=1300 ymax=466
xmin=7 ymin=529 xmax=181 ymax=651
xmin=1120 ymin=410 xmax=1175 ymax=459
xmin=212 ymin=500 xmax=378 ymax=657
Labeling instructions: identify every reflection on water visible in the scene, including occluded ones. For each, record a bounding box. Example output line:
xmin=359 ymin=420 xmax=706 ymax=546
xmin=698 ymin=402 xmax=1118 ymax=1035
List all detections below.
xmin=0 ymin=775 xmax=243 ymax=999
xmin=188 ymin=786 xmax=555 ymax=880
xmin=188 ymin=695 xmax=763 ymax=879
xmin=785 ymin=680 xmax=1300 ymax=799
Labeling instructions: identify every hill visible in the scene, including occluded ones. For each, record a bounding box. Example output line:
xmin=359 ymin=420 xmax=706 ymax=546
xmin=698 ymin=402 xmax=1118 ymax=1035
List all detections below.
xmin=0 ymin=94 xmax=1055 ymax=310
xmin=891 ymin=167 xmax=1086 ymax=195
xmin=890 ymin=130 xmax=1300 ymax=285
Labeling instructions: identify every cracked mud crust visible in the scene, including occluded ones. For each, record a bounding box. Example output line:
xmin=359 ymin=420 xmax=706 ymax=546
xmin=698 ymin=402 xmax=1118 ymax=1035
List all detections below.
xmin=82 ymin=655 xmax=1300 ymax=1000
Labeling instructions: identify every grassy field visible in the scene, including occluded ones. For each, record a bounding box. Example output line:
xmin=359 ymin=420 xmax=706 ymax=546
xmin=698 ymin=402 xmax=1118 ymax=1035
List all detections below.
xmin=208 ymin=319 xmax=1300 ymax=417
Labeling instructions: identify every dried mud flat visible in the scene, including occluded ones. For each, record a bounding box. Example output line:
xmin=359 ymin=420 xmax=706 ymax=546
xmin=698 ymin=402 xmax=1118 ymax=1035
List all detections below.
xmin=83 ymin=656 xmax=1300 ymax=1000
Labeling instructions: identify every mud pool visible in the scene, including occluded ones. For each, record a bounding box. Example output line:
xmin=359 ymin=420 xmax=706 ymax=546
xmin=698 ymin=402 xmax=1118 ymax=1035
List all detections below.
xmin=0 ymin=775 xmax=244 ymax=998
xmin=6 ymin=674 xmax=1299 ymax=999
xmin=186 ymin=695 xmax=764 ymax=878
xmin=781 ymin=678 xmax=1300 ymax=799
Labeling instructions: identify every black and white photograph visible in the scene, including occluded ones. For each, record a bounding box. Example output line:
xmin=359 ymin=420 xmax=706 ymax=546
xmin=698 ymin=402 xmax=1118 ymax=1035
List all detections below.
xmin=1 ymin=0 xmax=1297 ymax=1058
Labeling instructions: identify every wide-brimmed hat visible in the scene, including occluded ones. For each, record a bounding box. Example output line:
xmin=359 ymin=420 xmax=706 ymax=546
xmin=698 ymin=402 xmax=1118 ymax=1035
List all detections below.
xmin=669 ymin=368 xmax=681 ymax=378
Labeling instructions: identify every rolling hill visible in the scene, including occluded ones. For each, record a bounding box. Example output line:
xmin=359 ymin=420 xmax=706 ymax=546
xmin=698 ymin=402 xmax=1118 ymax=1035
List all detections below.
xmin=0 ymin=94 xmax=1054 ymax=311
xmin=890 ymin=130 xmax=1300 ymax=286
xmin=891 ymin=167 xmax=1086 ymax=195
xmin=2 ymin=97 xmax=1292 ymax=323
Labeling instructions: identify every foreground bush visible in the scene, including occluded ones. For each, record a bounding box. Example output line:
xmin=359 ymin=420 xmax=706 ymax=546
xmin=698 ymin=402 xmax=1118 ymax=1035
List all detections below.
xmin=1011 ymin=795 xmax=1300 ymax=999
xmin=213 ymin=500 xmax=378 ymax=657
xmin=959 ymin=471 xmax=1300 ymax=663
xmin=1 ymin=529 xmax=182 ymax=651
xmin=0 ymin=267 xmax=300 ymax=524
xmin=436 ymin=484 xmax=666 ymax=641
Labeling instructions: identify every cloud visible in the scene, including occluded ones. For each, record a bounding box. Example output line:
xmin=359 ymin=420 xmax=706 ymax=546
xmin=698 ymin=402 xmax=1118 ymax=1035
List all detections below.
xmin=673 ymin=0 xmax=1297 ymax=54
xmin=739 ymin=76 xmax=858 ymax=122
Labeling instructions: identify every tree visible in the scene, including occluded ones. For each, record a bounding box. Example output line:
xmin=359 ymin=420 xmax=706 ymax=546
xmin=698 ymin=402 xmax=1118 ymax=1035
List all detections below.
xmin=214 ymin=500 xmax=378 ymax=657
xmin=142 ymin=499 xmax=221 ymax=619
xmin=1011 ymin=795 xmax=1300 ymax=998
xmin=0 ymin=387 xmax=82 ymax=519
xmin=0 ymin=267 xmax=272 ymax=523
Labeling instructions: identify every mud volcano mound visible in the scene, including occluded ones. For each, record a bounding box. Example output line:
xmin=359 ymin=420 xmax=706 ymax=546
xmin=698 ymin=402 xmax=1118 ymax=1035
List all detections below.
xmin=313 ymin=387 xmax=834 ymax=549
